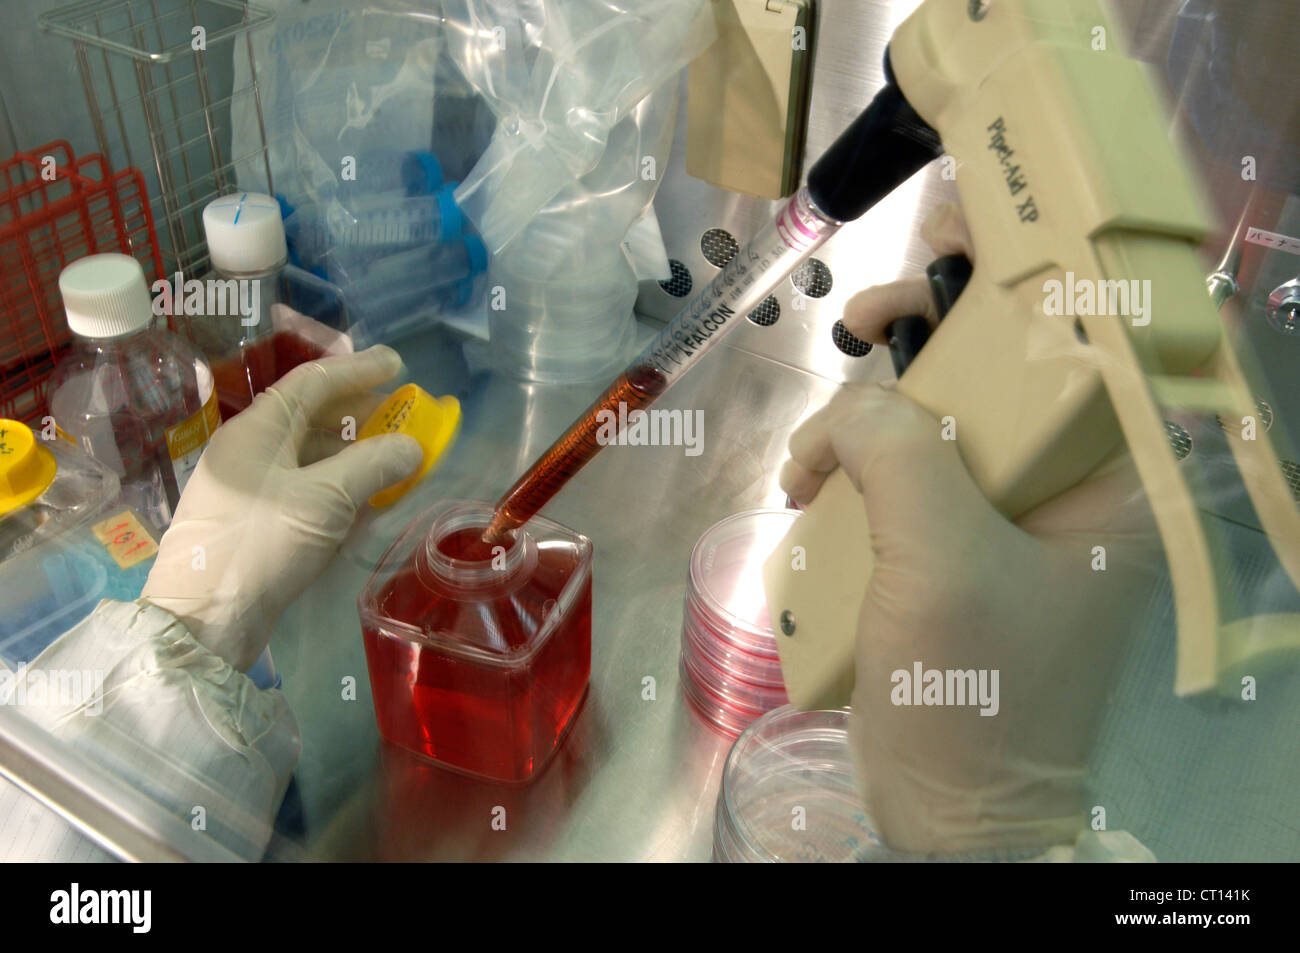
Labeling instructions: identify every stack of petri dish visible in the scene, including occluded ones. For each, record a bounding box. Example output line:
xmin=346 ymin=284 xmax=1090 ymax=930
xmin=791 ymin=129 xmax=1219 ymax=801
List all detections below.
xmin=713 ymin=706 xmax=884 ymax=863
xmin=679 ymin=508 xmax=797 ymax=736
xmin=487 ymin=243 xmax=639 ymax=383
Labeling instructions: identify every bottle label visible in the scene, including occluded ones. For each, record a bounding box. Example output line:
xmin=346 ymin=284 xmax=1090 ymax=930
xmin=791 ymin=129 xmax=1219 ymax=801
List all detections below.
xmin=92 ymin=509 xmax=159 ymax=569
xmin=165 ymin=391 xmax=219 ymax=495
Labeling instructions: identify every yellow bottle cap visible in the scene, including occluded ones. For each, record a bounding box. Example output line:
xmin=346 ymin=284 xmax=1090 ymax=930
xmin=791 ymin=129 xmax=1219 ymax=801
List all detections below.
xmin=358 ymin=383 xmax=461 ymax=507
xmin=0 ymin=419 xmax=58 ymax=517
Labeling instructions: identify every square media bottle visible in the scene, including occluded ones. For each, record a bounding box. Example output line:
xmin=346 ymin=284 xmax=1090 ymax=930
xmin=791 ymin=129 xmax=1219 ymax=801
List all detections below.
xmin=358 ymin=501 xmax=592 ymax=783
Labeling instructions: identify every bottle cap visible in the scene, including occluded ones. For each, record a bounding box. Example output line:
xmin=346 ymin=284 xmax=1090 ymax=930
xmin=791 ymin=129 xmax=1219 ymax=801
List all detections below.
xmin=401 ymin=151 xmax=444 ymax=195
xmin=435 ymin=183 xmax=464 ymax=241
xmin=58 ymin=253 xmax=155 ymax=338
xmin=462 ymin=233 xmax=488 ymax=276
xmin=202 ymin=192 xmax=288 ymax=274
xmin=359 ymin=384 xmax=461 ymax=507
xmin=0 ymin=419 xmax=58 ymax=517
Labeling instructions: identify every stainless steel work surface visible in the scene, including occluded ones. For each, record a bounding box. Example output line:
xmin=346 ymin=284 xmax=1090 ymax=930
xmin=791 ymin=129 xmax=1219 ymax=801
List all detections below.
xmin=244 ymin=0 xmax=916 ymax=862
xmin=267 ymin=325 xmax=840 ymax=861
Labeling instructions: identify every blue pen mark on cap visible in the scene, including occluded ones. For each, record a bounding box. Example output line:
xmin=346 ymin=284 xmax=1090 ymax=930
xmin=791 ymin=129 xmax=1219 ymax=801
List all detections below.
xmin=211 ymin=192 xmax=278 ymax=224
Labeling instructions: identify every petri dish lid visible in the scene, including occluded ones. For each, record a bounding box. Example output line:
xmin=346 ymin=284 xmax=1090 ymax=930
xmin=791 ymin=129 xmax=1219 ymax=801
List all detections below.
xmin=680 ymin=647 xmax=787 ymax=738
xmin=681 ymin=629 xmax=788 ymax=706
xmin=716 ymin=706 xmax=883 ymax=863
xmin=680 ymin=656 xmax=767 ymax=738
xmin=688 ymin=508 xmax=799 ymax=647
xmin=683 ymin=607 xmax=786 ymax=689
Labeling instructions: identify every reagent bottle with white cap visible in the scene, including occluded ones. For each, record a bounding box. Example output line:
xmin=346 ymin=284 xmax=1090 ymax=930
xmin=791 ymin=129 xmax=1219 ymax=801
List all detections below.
xmin=49 ymin=253 xmax=217 ymax=531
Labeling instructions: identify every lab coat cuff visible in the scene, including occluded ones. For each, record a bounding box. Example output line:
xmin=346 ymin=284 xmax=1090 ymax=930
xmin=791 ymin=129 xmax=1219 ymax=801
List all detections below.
xmin=14 ymin=599 xmax=301 ymax=861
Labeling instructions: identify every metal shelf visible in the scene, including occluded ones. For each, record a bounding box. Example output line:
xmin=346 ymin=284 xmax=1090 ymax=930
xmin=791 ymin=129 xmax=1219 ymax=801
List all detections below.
xmin=40 ymin=0 xmax=276 ymax=276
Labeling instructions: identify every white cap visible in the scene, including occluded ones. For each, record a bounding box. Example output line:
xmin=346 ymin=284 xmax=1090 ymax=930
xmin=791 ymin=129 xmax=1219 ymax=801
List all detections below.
xmin=202 ymin=192 xmax=287 ymax=274
xmin=59 ymin=253 xmax=154 ymax=338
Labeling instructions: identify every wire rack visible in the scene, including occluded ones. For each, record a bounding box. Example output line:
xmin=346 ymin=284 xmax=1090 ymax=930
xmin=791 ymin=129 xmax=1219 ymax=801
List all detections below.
xmin=0 ymin=143 xmax=164 ymax=422
xmin=40 ymin=0 xmax=275 ymax=277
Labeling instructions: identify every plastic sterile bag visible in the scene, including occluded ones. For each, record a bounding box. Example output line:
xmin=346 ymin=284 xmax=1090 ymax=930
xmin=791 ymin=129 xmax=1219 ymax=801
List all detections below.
xmin=232 ymin=0 xmax=494 ymax=213
xmin=487 ymin=79 xmax=680 ymax=380
xmin=442 ymin=0 xmax=715 ymax=254
xmin=0 ymin=425 xmax=156 ymax=668
xmin=441 ymin=0 xmax=713 ymax=380
xmin=231 ymin=1 xmax=496 ymax=345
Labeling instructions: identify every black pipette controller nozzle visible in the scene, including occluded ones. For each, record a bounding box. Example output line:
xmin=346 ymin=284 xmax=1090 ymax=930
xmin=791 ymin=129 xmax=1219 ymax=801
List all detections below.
xmin=807 ymin=48 xmax=943 ymax=223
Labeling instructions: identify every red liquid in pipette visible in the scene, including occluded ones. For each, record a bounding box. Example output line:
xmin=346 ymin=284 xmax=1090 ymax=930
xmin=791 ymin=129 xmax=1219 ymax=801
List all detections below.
xmin=485 ymin=362 xmax=668 ymax=541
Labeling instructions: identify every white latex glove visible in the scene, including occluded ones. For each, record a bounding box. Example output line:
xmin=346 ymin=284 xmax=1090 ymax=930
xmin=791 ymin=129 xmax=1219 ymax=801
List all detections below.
xmin=142 ymin=346 xmax=422 ymax=672
xmin=780 ymin=204 xmax=1164 ymax=855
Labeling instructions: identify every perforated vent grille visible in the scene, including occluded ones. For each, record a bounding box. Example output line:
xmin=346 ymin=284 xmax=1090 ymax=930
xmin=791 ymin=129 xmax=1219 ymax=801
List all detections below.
xmin=832 ymin=320 xmax=872 ymax=357
xmin=792 ymin=258 xmax=833 ymax=298
xmin=1282 ymin=461 xmax=1300 ymax=502
xmin=1218 ymin=398 xmax=1274 ymax=435
xmin=747 ymin=297 xmax=780 ymax=327
xmin=1164 ymin=421 xmax=1193 ymax=461
xmin=700 ymin=228 xmax=739 ymax=268
xmin=660 ymin=259 xmax=693 ymax=297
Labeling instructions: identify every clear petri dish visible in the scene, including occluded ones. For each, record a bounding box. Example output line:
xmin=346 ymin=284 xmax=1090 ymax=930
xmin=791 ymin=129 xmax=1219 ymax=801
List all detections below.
xmin=712 ymin=706 xmax=885 ymax=863
xmin=683 ymin=605 xmax=785 ymax=688
xmin=679 ymin=650 xmax=788 ymax=737
xmin=688 ymin=508 xmax=797 ymax=646
xmin=680 ymin=657 xmax=756 ymax=738
xmin=679 ymin=509 xmax=798 ymax=735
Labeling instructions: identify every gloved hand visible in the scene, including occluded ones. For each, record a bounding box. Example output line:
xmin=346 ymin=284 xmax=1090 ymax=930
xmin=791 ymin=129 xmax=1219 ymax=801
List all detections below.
xmin=142 ymin=346 xmax=422 ymax=672
xmin=780 ymin=204 xmax=1164 ymax=855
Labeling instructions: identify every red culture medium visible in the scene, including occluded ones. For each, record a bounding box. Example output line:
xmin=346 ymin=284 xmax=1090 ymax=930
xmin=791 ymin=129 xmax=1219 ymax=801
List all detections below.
xmin=211 ymin=330 xmax=328 ymax=420
xmin=359 ymin=505 xmax=593 ymax=784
